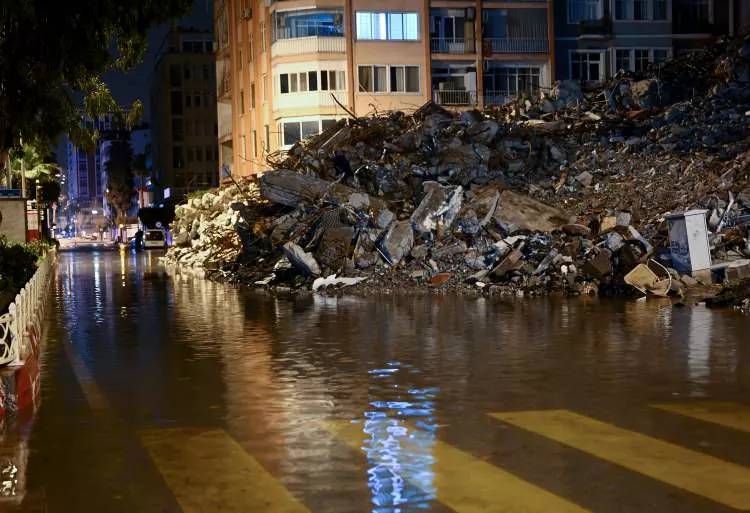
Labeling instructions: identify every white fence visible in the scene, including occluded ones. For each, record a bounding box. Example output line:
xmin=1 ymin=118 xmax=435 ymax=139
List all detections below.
xmin=0 ymin=250 xmax=56 ymax=367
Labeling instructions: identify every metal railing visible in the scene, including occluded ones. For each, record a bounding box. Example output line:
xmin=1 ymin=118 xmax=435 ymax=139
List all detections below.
xmin=483 ymin=91 xmax=513 ymax=105
xmin=433 ymin=89 xmax=478 ymax=106
xmin=430 ymin=38 xmax=475 ymax=54
xmin=0 ymin=250 xmax=56 ymax=367
xmin=270 ymin=36 xmax=346 ymax=57
xmin=483 ymin=37 xmax=549 ymax=54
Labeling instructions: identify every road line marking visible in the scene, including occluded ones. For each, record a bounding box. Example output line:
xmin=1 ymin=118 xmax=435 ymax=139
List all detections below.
xmin=490 ymin=409 xmax=750 ymax=510
xmin=62 ymin=340 xmax=112 ymax=413
xmin=326 ymin=420 xmax=590 ymax=513
xmin=139 ymin=427 xmax=312 ymax=513
xmin=652 ymin=401 xmax=750 ymax=434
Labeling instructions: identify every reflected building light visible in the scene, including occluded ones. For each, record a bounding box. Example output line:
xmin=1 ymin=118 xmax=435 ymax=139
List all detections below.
xmin=362 ymin=362 xmax=438 ymax=512
xmin=687 ymin=305 xmax=713 ymax=393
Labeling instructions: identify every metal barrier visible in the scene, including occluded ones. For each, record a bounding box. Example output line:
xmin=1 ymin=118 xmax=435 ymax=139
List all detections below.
xmin=0 ymin=250 xmax=56 ymax=367
xmin=432 ymin=89 xmax=478 ymax=106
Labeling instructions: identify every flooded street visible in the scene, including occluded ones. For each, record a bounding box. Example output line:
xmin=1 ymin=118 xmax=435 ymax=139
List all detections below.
xmin=4 ymin=250 xmax=750 ymax=512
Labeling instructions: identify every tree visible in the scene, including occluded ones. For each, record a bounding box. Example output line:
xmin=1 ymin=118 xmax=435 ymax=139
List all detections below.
xmin=0 ymin=1 xmax=192 ymax=169
xmin=10 ymin=142 xmax=60 ymax=184
xmin=103 ymin=139 xmax=136 ymax=223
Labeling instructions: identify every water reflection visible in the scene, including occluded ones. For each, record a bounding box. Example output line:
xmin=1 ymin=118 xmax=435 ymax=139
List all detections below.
xmin=362 ymin=362 xmax=438 ymax=512
xmin=4 ymin=252 xmax=750 ymax=512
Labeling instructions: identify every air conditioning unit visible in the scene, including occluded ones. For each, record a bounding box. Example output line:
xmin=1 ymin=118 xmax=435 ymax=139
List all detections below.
xmin=242 ymin=7 xmax=252 ymax=20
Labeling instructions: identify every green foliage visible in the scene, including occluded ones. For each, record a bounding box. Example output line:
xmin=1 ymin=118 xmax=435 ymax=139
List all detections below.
xmin=0 ymin=0 xmax=192 ymax=153
xmin=10 ymin=141 xmax=60 ymax=181
xmin=0 ymin=238 xmax=42 ymax=300
xmin=103 ymin=140 xmax=136 ymax=223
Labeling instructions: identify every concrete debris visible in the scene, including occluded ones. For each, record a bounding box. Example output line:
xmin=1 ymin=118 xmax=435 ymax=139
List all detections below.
xmin=282 ymin=242 xmax=322 ymax=276
xmin=312 ymin=274 xmax=367 ymax=291
xmin=162 ymin=35 xmax=750 ymax=305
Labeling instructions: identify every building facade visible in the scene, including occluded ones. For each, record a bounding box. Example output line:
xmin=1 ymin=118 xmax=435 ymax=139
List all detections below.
xmin=150 ymin=28 xmax=219 ymax=199
xmin=554 ymin=0 xmax=746 ymax=81
xmin=64 ymin=113 xmax=124 ymax=235
xmin=214 ymin=0 xmax=554 ymax=177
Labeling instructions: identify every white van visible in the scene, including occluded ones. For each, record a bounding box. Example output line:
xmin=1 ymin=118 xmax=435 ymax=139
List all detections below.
xmin=144 ymin=229 xmax=167 ymax=249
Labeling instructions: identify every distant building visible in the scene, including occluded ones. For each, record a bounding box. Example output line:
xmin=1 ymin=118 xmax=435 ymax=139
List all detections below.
xmin=64 ymin=112 xmax=127 ymax=235
xmin=214 ymin=0 xmax=555 ymax=177
xmin=150 ymin=27 xmax=219 ymax=200
xmin=554 ymin=0 xmax=748 ymax=81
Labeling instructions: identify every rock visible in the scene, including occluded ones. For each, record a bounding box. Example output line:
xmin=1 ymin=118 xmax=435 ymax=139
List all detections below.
xmin=606 ymin=232 xmax=625 ymax=252
xmin=562 ymin=224 xmax=592 ymax=237
xmin=495 ymin=190 xmax=571 ymax=233
xmin=282 ymin=242 xmax=322 ymax=276
xmin=576 ymin=171 xmax=594 ymax=187
xmin=378 ymin=220 xmax=414 ymax=266
xmin=725 ymin=259 xmax=750 ymax=282
xmin=376 ymin=209 xmax=395 ymax=229
xmin=549 ymin=145 xmax=565 ymax=162
xmin=491 ymin=247 xmax=524 ymax=279
xmin=583 ymin=250 xmax=613 ymax=279
xmin=411 ymin=182 xmax=463 ymax=238
xmin=348 ymin=192 xmax=370 ymax=209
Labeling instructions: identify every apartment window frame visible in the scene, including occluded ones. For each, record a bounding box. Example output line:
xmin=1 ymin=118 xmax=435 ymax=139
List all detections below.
xmin=483 ymin=64 xmax=542 ymax=98
xmin=281 ymin=118 xmax=341 ymax=147
xmin=279 ymin=70 xmax=346 ymax=94
xmin=355 ymin=11 xmax=420 ymax=41
xmin=568 ymin=0 xmax=603 ymax=24
xmin=612 ymin=0 xmax=671 ymax=22
xmin=358 ymin=65 xmax=420 ymax=94
xmin=569 ymin=49 xmax=606 ymax=82
xmin=612 ymin=47 xmax=673 ymax=73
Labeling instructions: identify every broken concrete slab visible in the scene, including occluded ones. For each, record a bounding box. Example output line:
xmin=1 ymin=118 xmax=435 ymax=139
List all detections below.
xmin=495 ymin=190 xmax=571 ymax=233
xmin=261 ymin=169 xmax=387 ymax=212
xmin=378 ymin=220 xmax=414 ymax=266
xmin=282 ymin=242 xmax=322 ymax=276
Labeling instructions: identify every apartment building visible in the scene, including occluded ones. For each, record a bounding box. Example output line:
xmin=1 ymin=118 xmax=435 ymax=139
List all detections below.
xmin=63 ymin=113 xmax=132 ymax=234
xmin=214 ymin=0 xmax=554 ymax=177
xmin=150 ymin=28 xmax=219 ymax=199
xmin=554 ymin=0 xmax=748 ymax=81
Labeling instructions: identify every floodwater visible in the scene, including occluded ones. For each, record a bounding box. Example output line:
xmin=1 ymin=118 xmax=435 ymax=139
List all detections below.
xmin=2 ymin=250 xmax=750 ymax=512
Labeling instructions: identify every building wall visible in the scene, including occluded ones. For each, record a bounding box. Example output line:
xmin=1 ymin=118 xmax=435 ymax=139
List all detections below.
xmin=555 ymin=0 xmax=735 ymax=80
xmin=151 ymin=29 xmax=219 ymax=199
xmin=216 ymin=0 xmax=554 ymax=178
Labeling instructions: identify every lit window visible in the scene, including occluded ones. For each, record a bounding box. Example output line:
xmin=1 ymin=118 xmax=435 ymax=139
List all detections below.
xmin=356 ymin=12 xmax=419 ymax=40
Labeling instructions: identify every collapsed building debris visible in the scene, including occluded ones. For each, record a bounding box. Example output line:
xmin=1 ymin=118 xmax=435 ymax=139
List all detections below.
xmin=163 ymin=36 xmax=750 ymax=307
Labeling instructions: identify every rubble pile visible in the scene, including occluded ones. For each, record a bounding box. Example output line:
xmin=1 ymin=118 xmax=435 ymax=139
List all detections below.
xmin=164 ymin=36 xmax=750 ymax=305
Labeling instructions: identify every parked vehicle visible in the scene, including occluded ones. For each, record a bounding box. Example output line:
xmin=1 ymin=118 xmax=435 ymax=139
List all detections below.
xmin=143 ymin=229 xmax=167 ymax=249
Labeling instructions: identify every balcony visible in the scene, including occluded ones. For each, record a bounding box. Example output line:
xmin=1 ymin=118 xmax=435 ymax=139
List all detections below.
xmin=431 ymin=38 xmax=475 ymax=55
xmin=274 ymin=91 xmax=348 ymax=111
xmin=432 ymin=89 xmax=478 ymax=106
xmin=483 ymin=38 xmax=549 ymax=54
xmin=271 ymin=36 xmax=345 ymax=58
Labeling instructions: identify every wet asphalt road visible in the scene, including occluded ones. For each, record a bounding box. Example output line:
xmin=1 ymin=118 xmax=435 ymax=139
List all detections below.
xmin=3 ymin=250 xmax=750 ymax=512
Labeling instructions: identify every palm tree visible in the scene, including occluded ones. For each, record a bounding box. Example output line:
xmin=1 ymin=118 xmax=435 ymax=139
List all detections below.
xmin=12 ymin=144 xmax=59 ymax=180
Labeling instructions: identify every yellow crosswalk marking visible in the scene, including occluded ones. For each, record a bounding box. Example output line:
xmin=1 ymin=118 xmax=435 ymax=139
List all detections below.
xmin=652 ymin=401 xmax=750 ymax=434
xmin=140 ymin=428 xmax=311 ymax=513
xmin=491 ymin=409 xmax=750 ymax=510
xmin=327 ymin=420 xmax=590 ymax=513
